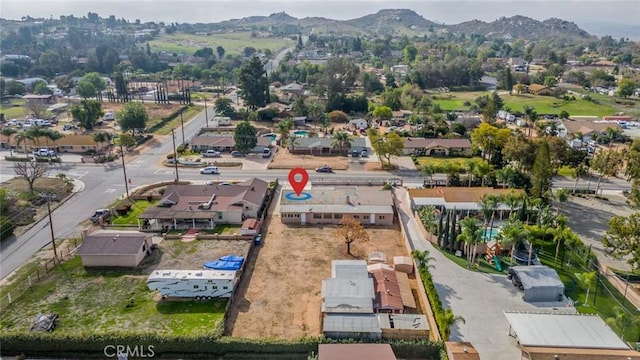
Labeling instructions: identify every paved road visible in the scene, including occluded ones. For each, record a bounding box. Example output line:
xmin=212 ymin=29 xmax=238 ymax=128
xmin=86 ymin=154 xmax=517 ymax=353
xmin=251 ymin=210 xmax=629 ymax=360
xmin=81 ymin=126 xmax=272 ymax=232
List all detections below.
xmin=264 ymin=47 xmax=292 ymax=74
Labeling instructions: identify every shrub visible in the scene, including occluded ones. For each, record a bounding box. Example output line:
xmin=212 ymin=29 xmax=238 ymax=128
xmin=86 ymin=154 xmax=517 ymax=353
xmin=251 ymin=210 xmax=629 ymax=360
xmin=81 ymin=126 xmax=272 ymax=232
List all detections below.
xmin=0 ymin=215 xmax=15 ymax=241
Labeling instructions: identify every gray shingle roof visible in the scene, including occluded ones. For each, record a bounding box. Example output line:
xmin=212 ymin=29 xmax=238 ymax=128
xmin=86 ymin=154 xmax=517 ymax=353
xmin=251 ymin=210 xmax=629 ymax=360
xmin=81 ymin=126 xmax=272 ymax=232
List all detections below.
xmin=77 ymin=233 xmax=149 ymax=255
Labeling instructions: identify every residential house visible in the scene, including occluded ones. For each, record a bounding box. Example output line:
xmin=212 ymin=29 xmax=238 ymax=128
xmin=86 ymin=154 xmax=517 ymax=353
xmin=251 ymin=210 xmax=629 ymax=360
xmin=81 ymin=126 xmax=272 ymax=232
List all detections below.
xmin=22 ymin=94 xmax=54 ymax=103
xmin=527 ymin=84 xmax=554 ymax=95
xmin=390 ymin=65 xmax=409 ymax=78
xmin=190 ymin=134 xmax=270 ymax=153
xmin=408 ymin=187 xmax=526 ymax=217
xmin=557 ymin=120 xmax=621 ymax=142
xmin=369 ymin=264 xmax=405 ymax=314
xmin=280 ymin=189 xmax=394 ymax=226
xmin=391 ymin=110 xmax=413 ymax=122
xmin=279 ymin=82 xmax=305 ymax=98
xmin=0 ymin=134 xmax=106 ymax=154
xmin=288 ymin=137 xmax=366 ymax=155
xmin=593 ymin=59 xmax=616 ymax=67
xmin=402 ymin=138 xmax=472 ymax=156
xmin=76 ymin=231 xmax=153 ymax=267
xmin=138 ymin=178 xmax=269 ymax=230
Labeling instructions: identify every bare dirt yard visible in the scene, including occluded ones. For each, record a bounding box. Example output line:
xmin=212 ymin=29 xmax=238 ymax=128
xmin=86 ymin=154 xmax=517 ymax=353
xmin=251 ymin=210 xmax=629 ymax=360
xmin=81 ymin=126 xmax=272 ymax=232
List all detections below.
xmin=268 ymin=148 xmax=350 ymax=170
xmin=226 ymin=188 xmax=411 ymax=339
xmin=101 ymin=102 xmax=183 ymax=120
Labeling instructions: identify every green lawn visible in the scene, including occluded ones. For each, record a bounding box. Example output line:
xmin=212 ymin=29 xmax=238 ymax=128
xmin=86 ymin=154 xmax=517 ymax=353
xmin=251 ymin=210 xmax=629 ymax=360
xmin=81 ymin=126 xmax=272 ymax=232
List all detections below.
xmin=149 ymin=32 xmax=295 ymax=56
xmin=0 ymin=105 xmax=27 ymax=119
xmin=430 ymin=91 xmax=620 ymax=118
xmin=536 ymin=241 xmax=640 ymax=342
xmin=0 ymin=256 xmax=226 ymax=336
xmin=111 ymin=200 xmax=158 ymax=225
xmin=437 ymin=246 xmax=507 ymax=275
xmin=414 ymin=156 xmax=485 ymax=171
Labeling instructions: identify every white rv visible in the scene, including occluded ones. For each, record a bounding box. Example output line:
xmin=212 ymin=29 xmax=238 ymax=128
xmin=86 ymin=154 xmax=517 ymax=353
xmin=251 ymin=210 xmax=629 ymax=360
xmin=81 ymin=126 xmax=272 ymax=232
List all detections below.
xmin=212 ymin=117 xmax=231 ymax=126
xmin=147 ymin=269 xmax=238 ymax=299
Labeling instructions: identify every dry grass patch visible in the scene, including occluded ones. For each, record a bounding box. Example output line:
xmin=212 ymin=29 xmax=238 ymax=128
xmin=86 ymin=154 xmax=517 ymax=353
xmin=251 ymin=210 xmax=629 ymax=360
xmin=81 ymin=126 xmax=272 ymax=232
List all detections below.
xmin=268 ymin=149 xmax=349 ymax=170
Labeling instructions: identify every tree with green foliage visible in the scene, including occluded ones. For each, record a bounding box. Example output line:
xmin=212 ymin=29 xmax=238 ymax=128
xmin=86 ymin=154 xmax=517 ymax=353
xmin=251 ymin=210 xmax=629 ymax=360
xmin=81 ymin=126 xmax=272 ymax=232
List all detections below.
xmin=577 ymin=271 xmax=597 ymax=305
xmin=93 ymin=132 xmax=113 ymax=158
xmin=372 ymin=105 xmax=393 ymax=120
xmin=327 ymin=110 xmax=349 ymax=123
xmin=591 ymin=149 xmax=624 ymax=195
xmin=368 ymin=130 xmax=404 ymax=167
xmin=116 ymin=133 xmax=136 ymax=148
xmin=278 ymin=118 xmax=293 ymax=148
xmin=33 ymin=81 xmax=52 ymax=95
xmin=238 ymin=56 xmax=269 ymax=110
xmin=625 ymin=139 xmax=640 ymax=207
xmin=0 ymin=215 xmax=14 ymax=241
xmin=470 ymin=122 xmax=511 ymax=163
xmin=117 ymin=101 xmax=148 ymax=135
xmin=602 ymin=213 xmax=640 ymax=270
xmin=402 ymin=44 xmax=418 ymax=64
xmin=412 ymin=249 xmax=435 ymax=269
xmin=530 ymin=140 xmax=553 ymax=200
xmin=617 ymin=78 xmax=637 ymax=98
xmin=457 ymin=216 xmax=483 ymax=268
xmin=76 ymin=80 xmax=96 ymax=99
xmin=331 ymin=131 xmax=351 ymax=155
xmin=216 ymin=46 xmax=225 ymax=59
xmin=440 ymin=308 xmax=465 ymax=340
xmin=214 ymin=97 xmax=234 ymax=117
xmin=552 ymin=216 xmax=580 ymax=266
xmin=70 ymin=99 xmax=103 ymax=130
xmin=606 ymin=306 xmax=640 ymax=341
xmin=504 ymin=68 xmax=514 ymax=94
xmin=233 ymin=121 xmax=257 ymax=154
xmin=419 ymin=206 xmax=438 ymax=242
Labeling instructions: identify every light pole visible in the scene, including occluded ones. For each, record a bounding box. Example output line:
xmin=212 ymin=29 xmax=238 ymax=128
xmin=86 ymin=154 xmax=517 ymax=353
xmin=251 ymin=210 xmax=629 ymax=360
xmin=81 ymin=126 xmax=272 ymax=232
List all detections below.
xmin=204 ymin=97 xmax=209 ymax=129
xmin=171 ymin=128 xmax=179 ymax=182
xmin=120 ymin=143 xmax=130 ymax=199
xmin=180 ymin=109 xmax=185 ymax=145
xmin=40 ymin=193 xmax=58 ymax=261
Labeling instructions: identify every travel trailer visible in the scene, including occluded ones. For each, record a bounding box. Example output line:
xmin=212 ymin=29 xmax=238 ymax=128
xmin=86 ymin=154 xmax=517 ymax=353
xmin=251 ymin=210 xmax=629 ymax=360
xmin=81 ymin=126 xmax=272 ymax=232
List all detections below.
xmin=147 ymin=269 xmax=239 ymax=298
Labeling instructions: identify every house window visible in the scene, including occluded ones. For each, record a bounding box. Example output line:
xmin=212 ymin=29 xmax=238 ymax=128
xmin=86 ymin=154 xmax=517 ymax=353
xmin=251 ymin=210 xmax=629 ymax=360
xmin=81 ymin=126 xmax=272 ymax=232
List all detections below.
xmin=378 ymin=216 xmax=385 ymax=220
xmin=218 ymin=213 xmax=223 ymax=220
xmin=334 ymin=214 xmax=342 ymax=219
xmin=313 ymin=213 xmax=322 ymax=219
xmin=208 ymin=280 xmax=213 ymax=283
xmin=223 ymin=286 xmax=228 ymax=290
xmin=142 ymin=244 xmax=146 ymax=251
xmin=213 ymin=285 xmax=218 ymax=289
xmin=323 ymin=214 xmax=332 ymax=219
xmin=364 ymin=215 xmax=370 ymax=220
xmin=354 ymin=215 xmax=360 ymax=219
xmin=194 ymin=285 xmax=199 ymax=289
xmin=295 ymin=214 xmax=300 ymax=217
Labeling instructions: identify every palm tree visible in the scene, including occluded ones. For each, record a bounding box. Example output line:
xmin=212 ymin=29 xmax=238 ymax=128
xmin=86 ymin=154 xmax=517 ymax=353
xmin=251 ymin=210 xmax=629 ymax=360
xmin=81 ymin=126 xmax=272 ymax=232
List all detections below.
xmin=457 ymin=216 xmax=483 ymax=268
xmin=553 ymin=188 xmax=569 ymax=217
xmin=606 ymin=306 xmax=640 ymax=342
xmin=418 ymin=206 xmax=438 ymax=242
xmin=480 ymin=194 xmax=501 ymax=241
xmin=307 ymin=102 xmax=323 ymax=129
xmin=440 ymin=308 xmax=465 ymax=340
xmin=421 ymin=164 xmax=436 ymax=188
xmin=465 ymin=160 xmax=477 ymax=187
xmin=1 ymin=127 xmax=18 ymax=156
xmin=442 ymin=161 xmax=459 ymax=186
xmin=552 ymin=216 xmax=580 ymax=266
xmin=577 ymin=271 xmax=597 ymax=306
xmin=474 ymin=161 xmax=491 ymax=187
xmin=93 ymin=132 xmax=113 ymax=158
xmin=43 ymin=129 xmax=64 ymax=154
xmin=523 ymin=105 xmax=538 ymax=137
xmin=496 ymin=214 xmax=528 ymax=266
xmin=278 ymin=118 xmax=293 ymax=147
xmin=15 ymin=131 xmax=33 ymax=155
xmin=503 ymin=190 xmax=523 ymax=216
xmin=331 ymin=131 xmax=351 ymax=155
xmin=605 ymin=127 xmax=618 ymax=148
xmin=411 ymin=249 xmax=436 ymax=269
xmin=572 ymin=163 xmax=588 ymax=194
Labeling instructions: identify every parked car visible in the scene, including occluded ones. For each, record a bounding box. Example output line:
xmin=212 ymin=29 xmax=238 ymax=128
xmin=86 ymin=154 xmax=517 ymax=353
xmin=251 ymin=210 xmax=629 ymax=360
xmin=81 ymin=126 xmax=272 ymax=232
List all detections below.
xmin=361 ymin=149 xmax=368 ymax=157
xmin=262 ymin=148 xmax=271 ymax=158
xmin=63 ymin=124 xmax=78 ymax=131
xmin=33 ymin=148 xmax=56 ymax=157
xmin=7 ymin=119 xmax=18 ymax=126
xmin=90 ymin=209 xmax=112 ymax=224
xmin=200 ymin=166 xmax=220 ymax=174
xmin=201 ymin=149 xmax=221 ymax=158
xmin=231 ymin=151 xmax=245 ymax=158
xmin=315 ymin=165 xmax=333 ymax=173
xmin=508 ymin=267 xmax=524 ymax=290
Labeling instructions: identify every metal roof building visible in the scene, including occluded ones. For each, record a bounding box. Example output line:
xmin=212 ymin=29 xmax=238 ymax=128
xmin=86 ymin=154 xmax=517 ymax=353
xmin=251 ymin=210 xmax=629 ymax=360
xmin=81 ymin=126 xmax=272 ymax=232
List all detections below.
xmin=322 ymin=313 xmax=381 ymax=340
xmin=504 ymin=312 xmax=630 ymax=350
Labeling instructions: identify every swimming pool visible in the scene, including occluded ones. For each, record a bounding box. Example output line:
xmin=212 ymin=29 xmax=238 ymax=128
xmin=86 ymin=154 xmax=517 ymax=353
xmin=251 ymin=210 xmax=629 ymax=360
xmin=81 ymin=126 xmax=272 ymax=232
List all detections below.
xmin=482 ymin=228 xmax=501 ymax=241
xmin=293 ymin=130 xmax=309 ymax=137
xmin=261 ymin=133 xmax=277 ymax=141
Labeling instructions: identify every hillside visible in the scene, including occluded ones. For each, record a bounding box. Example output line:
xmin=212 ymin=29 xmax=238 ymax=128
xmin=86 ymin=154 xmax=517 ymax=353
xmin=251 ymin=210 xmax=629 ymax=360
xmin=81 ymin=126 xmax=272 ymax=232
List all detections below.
xmin=209 ymin=11 xmax=597 ymax=41
xmin=447 ymin=15 xmax=596 ymax=41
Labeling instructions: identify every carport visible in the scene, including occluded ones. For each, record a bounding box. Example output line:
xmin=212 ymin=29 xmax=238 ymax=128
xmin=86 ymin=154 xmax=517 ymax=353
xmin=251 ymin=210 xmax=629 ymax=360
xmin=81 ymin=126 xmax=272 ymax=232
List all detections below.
xmin=511 ymin=266 xmax=564 ymax=302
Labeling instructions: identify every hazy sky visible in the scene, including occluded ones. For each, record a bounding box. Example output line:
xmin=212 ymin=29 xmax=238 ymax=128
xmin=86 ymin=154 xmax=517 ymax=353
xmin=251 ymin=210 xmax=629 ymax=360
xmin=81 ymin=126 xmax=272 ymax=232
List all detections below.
xmin=1 ymin=0 xmax=638 ymax=26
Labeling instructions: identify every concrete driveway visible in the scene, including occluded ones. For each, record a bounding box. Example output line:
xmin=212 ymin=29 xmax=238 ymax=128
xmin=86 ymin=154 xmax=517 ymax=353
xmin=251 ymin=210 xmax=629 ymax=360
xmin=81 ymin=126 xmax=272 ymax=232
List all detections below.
xmin=394 ymin=188 xmax=575 ymax=360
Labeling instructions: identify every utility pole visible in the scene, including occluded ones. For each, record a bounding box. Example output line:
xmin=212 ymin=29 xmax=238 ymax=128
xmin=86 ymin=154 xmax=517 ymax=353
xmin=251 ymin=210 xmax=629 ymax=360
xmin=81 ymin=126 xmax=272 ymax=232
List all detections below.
xmin=44 ymin=194 xmax=58 ymax=261
xmin=180 ymin=109 xmax=185 ymax=145
xmin=120 ymin=143 xmax=130 ymax=199
xmin=171 ymin=128 xmax=179 ymax=182
xmin=204 ymin=97 xmax=209 ymax=129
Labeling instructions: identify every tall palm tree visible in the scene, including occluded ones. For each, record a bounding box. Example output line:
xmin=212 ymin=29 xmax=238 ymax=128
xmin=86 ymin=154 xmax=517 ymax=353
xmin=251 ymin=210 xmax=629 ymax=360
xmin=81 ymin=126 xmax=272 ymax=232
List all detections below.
xmin=93 ymin=132 xmax=113 ymax=158
xmin=480 ymin=194 xmax=501 ymax=241
xmin=496 ymin=214 xmax=528 ymax=266
xmin=553 ymin=188 xmax=569 ymax=217
xmin=331 ymin=131 xmax=351 ymax=155
xmin=442 ymin=161 xmax=459 ymax=186
xmin=15 ymin=131 xmax=33 ymax=155
xmin=465 ymin=160 xmax=477 ymax=187
xmin=523 ymin=105 xmax=538 ymax=137
xmin=1 ymin=128 xmax=18 ymax=156
xmin=278 ymin=118 xmax=293 ymax=147
xmin=474 ymin=161 xmax=491 ymax=187
xmin=411 ymin=249 xmax=436 ymax=269
xmin=572 ymin=162 xmax=588 ymax=194
xmin=307 ymin=102 xmax=323 ymax=129
xmin=457 ymin=216 xmax=483 ymax=268
xmin=503 ymin=190 xmax=523 ymax=216
xmin=552 ymin=216 xmax=580 ymax=266
xmin=577 ymin=271 xmax=597 ymax=306
xmin=606 ymin=306 xmax=640 ymax=342
xmin=43 ymin=129 xmax=64 ymax=154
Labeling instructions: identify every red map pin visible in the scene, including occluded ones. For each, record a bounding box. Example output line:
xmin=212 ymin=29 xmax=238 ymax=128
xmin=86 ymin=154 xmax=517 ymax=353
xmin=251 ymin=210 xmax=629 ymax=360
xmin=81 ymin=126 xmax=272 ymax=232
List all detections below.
xmin=288 ymin=168 xmax=309 ymax=196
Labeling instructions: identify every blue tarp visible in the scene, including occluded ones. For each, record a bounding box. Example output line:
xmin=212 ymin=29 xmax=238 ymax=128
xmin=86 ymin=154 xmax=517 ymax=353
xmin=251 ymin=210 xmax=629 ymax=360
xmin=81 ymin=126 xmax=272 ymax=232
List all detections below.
xmin=219 ymin=255 xmax=244 ymax=263
xmin=203 ymin=261 xmax=242 ymax=270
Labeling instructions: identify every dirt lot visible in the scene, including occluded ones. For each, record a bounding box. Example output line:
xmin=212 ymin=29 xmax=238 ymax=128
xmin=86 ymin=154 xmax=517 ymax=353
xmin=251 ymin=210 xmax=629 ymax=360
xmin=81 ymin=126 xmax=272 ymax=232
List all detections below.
xmin=226 ymin=188 xmax=411 ymax=339
xmin=100 ymin=102 xmax=183 ymax=120
xmin=268 ymin=148 xmax=350 ymax=170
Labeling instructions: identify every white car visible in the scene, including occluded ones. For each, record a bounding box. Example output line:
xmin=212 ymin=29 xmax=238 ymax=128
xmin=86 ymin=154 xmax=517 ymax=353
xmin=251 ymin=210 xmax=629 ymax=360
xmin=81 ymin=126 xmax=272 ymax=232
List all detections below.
xmin=200 ymin=166 xmax=220 ymax=174
xmin=201 ymin=150 xmax=221 ymax=157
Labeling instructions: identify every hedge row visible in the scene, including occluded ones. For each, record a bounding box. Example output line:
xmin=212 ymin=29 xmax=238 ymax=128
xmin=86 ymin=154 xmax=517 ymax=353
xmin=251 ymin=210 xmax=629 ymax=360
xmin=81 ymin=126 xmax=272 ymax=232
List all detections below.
xmin=4 ymin=156 xmax=61 ymax=163
xmin=416 ymin=264 xmax=448 ymax=340
xmin=0 ymin=333 xmax=443 ymax=359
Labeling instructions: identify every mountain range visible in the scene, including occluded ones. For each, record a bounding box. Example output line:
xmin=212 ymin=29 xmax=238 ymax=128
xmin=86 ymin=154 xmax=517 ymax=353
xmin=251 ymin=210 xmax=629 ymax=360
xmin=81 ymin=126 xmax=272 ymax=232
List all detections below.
xmin=213 ymin=9 xmax=601 ymax=41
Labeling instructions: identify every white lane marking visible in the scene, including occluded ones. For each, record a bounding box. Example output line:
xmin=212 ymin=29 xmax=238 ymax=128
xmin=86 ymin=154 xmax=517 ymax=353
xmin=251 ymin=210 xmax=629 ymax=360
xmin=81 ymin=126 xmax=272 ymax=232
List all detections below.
xmin=105 ymin=188 xmax=116 ymax=193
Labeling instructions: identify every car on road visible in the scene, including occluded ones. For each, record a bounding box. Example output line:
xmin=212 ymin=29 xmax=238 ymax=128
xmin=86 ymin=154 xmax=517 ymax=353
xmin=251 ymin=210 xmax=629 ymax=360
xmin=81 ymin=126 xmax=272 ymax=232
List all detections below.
xmin=200 ymin=166 xmax=220 ymax=174
xmin=201 ymin=150 xmax=221 ymax=158
xmin=231 ymin=151 xmax=245 ymax=158
xmin=33 ymin=148 xmax=56 ymax=157
xmin=315 ymin=165 xmax=333 ymax=173
xmin=90 ymin=209 xmax=112 ymax=224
